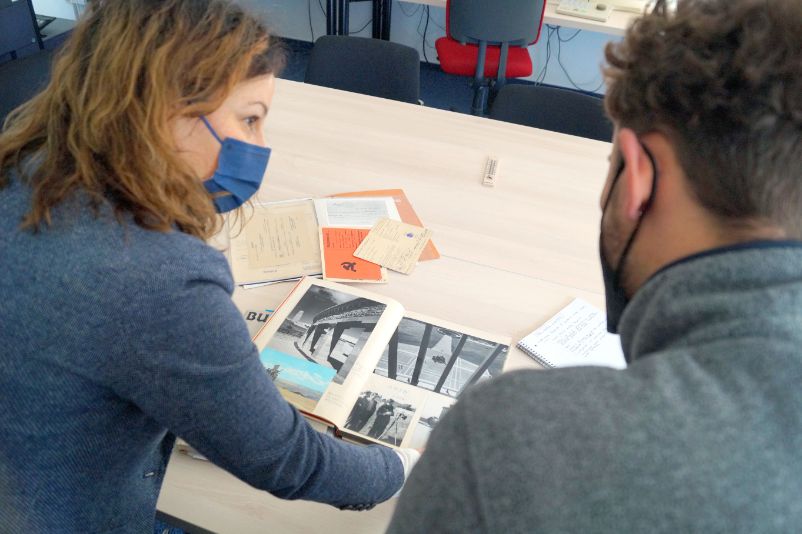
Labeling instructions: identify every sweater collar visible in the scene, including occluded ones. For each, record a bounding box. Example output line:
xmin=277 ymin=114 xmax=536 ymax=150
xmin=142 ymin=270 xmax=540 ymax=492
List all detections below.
xmin=618 ymin=240 xmax=802 ymax=362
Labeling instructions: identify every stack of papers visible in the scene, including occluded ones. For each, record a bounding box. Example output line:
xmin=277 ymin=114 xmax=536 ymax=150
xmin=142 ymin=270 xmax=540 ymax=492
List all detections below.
xmin=229 ymin=190 xmax=438 ymax=288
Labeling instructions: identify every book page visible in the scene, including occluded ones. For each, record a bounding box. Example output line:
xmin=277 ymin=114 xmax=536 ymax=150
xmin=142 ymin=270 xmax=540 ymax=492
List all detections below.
xmin=517 ymin=298 xmax=626 ymax=369
xmin=252 ymin=278 xmax=404 ymax=426
xmin=313 ymin=197 xmax=400 ymax=228
xmin=229 ymin=200 xmax=322 ymax=285
xmin=340 ymin=312 xmax=510 ymax=448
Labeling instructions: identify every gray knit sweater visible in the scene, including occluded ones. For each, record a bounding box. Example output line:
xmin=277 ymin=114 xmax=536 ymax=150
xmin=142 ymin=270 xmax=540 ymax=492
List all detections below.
xmin=388 ymin=243 xmax=802 ymax=533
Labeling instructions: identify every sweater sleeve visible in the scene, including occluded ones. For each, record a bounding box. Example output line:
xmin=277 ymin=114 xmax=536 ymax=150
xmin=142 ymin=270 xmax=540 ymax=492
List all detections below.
xmin=107 ymin=246 xmax=403 ymax=509
xmin=386 ymin=399 xmax=486 ymax=533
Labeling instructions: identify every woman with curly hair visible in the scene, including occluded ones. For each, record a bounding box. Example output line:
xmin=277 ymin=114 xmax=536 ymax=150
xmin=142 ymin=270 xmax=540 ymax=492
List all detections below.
xmin=0 ymin=1 xmax=418 ymax=531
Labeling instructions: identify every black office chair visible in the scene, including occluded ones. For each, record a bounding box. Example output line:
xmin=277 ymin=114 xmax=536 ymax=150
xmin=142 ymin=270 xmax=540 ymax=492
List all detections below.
xmin=304 ymin=35 xmax=420 ymax=104
xmin=489 ymin=84 xmax=613 ymax=142
xmin=0 ymin=48 xmax=54 ymax=124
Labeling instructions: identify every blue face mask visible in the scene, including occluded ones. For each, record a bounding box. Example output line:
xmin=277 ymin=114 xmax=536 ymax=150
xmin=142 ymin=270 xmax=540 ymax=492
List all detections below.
xmin=200 ymin=116 xmax=271 ymax=213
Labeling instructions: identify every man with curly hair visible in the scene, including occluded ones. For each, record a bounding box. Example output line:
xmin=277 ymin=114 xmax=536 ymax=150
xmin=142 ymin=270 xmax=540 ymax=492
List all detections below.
xmin=388 ymin=0 xmax=802 ymax=531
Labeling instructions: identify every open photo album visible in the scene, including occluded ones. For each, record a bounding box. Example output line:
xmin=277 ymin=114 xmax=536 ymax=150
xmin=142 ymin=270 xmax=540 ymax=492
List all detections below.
xmin=252 ymin=277 xmax=511 ymax=448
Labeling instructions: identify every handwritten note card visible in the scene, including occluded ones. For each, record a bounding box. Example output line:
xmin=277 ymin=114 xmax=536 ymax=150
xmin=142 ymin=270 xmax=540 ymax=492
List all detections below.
xmin=353 ymin=218 xmax=433 ymax=275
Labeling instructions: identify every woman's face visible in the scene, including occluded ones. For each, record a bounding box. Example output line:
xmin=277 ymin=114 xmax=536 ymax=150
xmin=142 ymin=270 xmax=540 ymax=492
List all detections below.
xmin=173 ymin=74 xmax=276 ymax=179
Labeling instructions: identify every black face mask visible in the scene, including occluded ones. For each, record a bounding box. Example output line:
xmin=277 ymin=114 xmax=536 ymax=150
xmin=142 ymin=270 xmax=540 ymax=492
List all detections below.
xmin=599 ymin=145 xmax=658 ymax=337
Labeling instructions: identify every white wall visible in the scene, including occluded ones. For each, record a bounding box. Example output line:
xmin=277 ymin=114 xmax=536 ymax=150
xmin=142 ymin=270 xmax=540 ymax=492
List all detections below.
xmin=31 ymin=0 xmax=78 ymax=20
xmin=240 ymin=0 xmax=617 ymax=93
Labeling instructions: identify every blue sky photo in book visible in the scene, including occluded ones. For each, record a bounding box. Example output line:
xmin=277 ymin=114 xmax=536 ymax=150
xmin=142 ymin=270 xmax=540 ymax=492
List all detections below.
xmin=373 ymin=317 xmax=509 ymax=399
xmin=264 ymin=284 xmax=387 ymax=385
xmin=260 ymin=348 xmax=337 ymax=412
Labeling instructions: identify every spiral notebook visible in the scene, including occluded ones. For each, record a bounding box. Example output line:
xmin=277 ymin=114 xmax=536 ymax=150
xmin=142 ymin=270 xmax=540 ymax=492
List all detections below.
xmin=517 ymin=299 xmax=626 ymax=369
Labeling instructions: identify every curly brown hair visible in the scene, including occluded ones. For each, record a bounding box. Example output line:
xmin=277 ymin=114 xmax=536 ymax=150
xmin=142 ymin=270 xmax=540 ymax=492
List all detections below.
xmin=604 ymin=0 xmax=802 ymax=236
xmin=0 ymin=0 xmax=284 ymax=240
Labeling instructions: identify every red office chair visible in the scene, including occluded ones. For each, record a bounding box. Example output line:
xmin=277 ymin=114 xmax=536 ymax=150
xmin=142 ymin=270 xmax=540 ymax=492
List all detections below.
xmin=435 ymin=0 xmax=546 ymax=115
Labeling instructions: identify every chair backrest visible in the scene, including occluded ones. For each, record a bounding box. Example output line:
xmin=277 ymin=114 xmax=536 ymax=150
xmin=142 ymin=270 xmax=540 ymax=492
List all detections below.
xmin=304 ymin=35 xmax=420 ymax=104
xmin=0 ymin=1 xmax=37 ymax=57
xmin=0 ymin=49 xmax=53 ymax=124
xmin=489 ymin=84 xmax=613 ymax=142
xmin=446 ymin=0 xmax=546 ymax=47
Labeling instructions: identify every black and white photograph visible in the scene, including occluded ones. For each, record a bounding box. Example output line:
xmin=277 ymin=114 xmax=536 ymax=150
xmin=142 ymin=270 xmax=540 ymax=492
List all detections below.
xmin=343 ymin=376 xmax=424 ymax=446
xmin=374 ymin=317 xmax=509 ymax=398
xmin=408 ymin=394 xmax=455 ymax=450
xmin=265 ymin=285 xmax=386 ymax=384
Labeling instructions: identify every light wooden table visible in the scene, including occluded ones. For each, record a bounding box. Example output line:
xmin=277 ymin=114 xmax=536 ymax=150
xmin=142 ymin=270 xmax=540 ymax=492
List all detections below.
xmin=401 ymin=0 xmax=641 ymax=36
xmin=157 ymin=78 xmax=612 ymax=533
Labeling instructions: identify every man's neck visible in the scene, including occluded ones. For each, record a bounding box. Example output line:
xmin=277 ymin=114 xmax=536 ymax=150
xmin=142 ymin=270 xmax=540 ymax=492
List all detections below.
xmin=628 ymin=215 xmax=788 ymax=295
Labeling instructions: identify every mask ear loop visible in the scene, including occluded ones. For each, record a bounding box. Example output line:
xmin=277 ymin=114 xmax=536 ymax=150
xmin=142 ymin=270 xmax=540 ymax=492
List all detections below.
xmin=603 ymin=158 xmax=626 ymax=213
xmin=608 ymin=144 xmax=659 ymax=286
xmin=200 ymin=116 xmax=224 ymax=144
xmin=199 ymin=115 xmax=232 ymax=211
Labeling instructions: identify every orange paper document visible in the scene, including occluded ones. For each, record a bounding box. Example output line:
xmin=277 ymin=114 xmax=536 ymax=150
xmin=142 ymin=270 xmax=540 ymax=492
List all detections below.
xmin=321 ymin=227 xmax=386 ymax=283
xmin=331 ymin=189 xmax=440 ymax=261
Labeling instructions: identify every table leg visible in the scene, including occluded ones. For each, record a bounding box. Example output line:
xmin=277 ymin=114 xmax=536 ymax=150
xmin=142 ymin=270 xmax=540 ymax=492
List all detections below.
xmin=326 ymin=0 xmax=350 ymax=36
xmin=381 ymin=0 xmax=391 ymax=40
xmin=342 ymin=0 xmax=350 ymax=35
xmin=326 ymin=0 xmax=335 ymax=35
xmin=371 ymin=0 xmax=392 ymax=40
xmin=25 ymin=0 xmax=44 ymax=50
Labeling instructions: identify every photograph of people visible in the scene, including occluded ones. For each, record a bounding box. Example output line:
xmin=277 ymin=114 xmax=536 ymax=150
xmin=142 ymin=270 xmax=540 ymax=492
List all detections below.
xmin=344 ymin=377 xmax=421 ymax=447
xmin=0 ymin=1 xmax=419 ymax=531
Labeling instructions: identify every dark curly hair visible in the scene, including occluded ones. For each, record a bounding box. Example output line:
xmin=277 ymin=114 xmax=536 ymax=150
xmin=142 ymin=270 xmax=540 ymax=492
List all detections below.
xmin=604 ymin=0 xmax=802 ymax=236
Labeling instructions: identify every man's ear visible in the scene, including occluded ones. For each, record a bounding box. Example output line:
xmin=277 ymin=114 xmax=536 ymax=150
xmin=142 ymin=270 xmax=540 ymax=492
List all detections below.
xmin=618 ymin=128 xmax=656 ymax=221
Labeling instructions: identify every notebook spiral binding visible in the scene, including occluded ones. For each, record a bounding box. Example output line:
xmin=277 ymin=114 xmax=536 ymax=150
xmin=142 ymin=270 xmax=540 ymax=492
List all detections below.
xmin=516 ymin=340 xmax=556 ymax=368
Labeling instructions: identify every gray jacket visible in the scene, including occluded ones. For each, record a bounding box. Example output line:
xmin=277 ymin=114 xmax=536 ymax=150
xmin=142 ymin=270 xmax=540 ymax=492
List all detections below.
xmin=388 ymin=243 xmax=802 ymax=533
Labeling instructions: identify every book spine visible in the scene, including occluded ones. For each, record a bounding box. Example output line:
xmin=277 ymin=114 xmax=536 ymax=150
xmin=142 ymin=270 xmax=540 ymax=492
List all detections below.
xmin=516 ymin=341 xmax=555 ymax=368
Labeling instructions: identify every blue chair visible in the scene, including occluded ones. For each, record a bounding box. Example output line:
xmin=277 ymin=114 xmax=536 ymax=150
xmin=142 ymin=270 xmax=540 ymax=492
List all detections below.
xmin=304 ymin=35 xmax=420 ymax=104
xmin=489 ymin=84 xmax=613 ymax=142
xmin=435 ymin=0 xmax=546 ymax=115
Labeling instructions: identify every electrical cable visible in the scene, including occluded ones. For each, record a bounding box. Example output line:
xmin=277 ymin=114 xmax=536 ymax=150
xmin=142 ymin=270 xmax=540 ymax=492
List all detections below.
xmin=397 ymin=0 xmax=422 ymax=18
xmin=422 ymin=6 xmax=431 ymax=63
xmin=350 ymin=17 xmax=373 ymax=35
xmin=534 ymin=25 xmax=557 ymax=84
xmin=308 ymin=0 xmax=316 ymax=42
xmin=557 ymin=28 xmax=582 ymax=42
xmin=415 ymin=6 xmax=438 ymax=64
xmin=555 ymin=27 xmax=604 ymax=94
